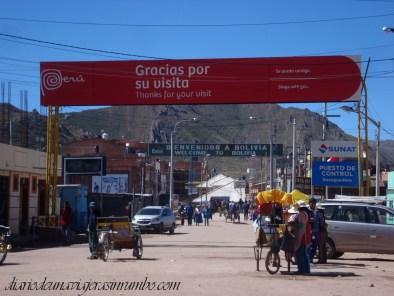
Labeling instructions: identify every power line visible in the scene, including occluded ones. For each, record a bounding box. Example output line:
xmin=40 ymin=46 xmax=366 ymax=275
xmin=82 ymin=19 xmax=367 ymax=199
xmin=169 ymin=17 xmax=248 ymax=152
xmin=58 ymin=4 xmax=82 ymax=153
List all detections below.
xmin=0 ymin=37 xmax=128 ymax=60
xmin=1 ymin=12 xmax=394 ymax=28
xmin=2 ymin=32 xmax=394 ymax=68
xmin=0 ymin=33 xmax=164 ymax=60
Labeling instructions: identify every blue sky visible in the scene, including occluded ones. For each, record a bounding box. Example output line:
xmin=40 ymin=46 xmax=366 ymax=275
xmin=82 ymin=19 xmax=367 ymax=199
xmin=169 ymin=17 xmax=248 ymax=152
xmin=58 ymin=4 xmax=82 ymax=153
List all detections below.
xmin=1 ymin=0 xmax=394 ymax=139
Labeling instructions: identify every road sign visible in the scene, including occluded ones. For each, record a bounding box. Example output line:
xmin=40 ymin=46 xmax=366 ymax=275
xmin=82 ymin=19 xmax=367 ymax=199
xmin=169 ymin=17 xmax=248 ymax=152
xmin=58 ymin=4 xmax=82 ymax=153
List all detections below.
xmin=311 ymin=141 xmax=357 ymax=158
xmin=148 ymin=143 xmax=283 ymax=157
xmin=312 ymin=161 xmax=358 ymax=187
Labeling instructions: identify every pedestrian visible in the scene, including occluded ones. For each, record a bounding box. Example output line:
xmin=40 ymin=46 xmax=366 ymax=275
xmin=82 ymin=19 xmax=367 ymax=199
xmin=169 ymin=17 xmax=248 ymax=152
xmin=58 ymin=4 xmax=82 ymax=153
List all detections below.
xmin=293 ymin=201 xmax=311 ymax=274
xmin=178 ymin=204 xmax=186 ymax=226
xmin=194 ymin=207 xmax=202 ymax=226
xmin=125 ymin=201 xmax=133 ymax=221
xmin=243 ymin=201 xmax=250 ymax=222
xmin=308 ymin=197 xmax=319 ymax=262
xmin=60 ymin=201 xmax=72 ymax=245
xmin=316 ymin=205 xmax=328 ymax=264
xmin=280 ymin=205 xmax=298 ymax=259
xmin=87 ymin=202 xmax=99 ymax=259
xmin=202 ymin=206 xmax=211 ymax=226
xmin=186 ymin=203 xmax=193 ymax=226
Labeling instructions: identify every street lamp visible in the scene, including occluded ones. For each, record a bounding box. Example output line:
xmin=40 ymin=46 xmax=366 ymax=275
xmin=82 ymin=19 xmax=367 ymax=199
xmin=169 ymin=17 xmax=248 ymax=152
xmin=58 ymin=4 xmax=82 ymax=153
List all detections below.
xmin=291 ymin=117 xmax=296 ymax=192
xmin=169 ymin=117 xmax=197 ymax=209
xmin=340 ymin=105 xmax=381 ymax=196
xmin=249 ymin=116 xmax=266 ymax=190
xmin=382 ymin=26 xmax=394 ymax=33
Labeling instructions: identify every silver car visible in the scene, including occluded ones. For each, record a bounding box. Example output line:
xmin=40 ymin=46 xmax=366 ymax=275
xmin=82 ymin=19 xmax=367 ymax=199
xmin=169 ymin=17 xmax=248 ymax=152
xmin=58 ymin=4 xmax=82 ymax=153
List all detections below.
xmin=132 ymin=206 xmax=176 ymax=234
xmin=320 ymin=201 xmax=394 ymax=258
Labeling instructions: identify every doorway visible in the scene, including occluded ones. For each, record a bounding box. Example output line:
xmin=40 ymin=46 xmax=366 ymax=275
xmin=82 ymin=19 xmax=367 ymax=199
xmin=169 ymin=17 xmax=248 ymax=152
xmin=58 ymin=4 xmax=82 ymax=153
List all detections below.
xmin=19 ymin=177 xmax=29 ymax=235
xmin=38 ymin=180 xmax=46 ymax=216
xmin=0 ymin=176 xmax=9 ymax=226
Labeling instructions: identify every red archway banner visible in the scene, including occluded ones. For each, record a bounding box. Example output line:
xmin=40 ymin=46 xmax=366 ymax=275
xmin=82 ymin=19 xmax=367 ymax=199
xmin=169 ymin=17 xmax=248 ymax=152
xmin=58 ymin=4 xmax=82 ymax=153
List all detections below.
xmin=40 ymin=56 xmax=361 ymax=106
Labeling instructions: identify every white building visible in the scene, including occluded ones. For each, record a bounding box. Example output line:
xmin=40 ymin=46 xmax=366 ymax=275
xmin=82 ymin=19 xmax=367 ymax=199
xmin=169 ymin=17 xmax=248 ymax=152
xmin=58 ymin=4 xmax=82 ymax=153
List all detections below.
xmin=193 ymin=174 xmax=246 ymax=204
xmin=0 ymin=143 xmax=61 ymax=235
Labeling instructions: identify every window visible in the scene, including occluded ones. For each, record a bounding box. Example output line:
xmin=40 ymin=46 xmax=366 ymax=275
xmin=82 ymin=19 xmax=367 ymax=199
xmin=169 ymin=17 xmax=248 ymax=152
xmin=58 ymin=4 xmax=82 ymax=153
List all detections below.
xmin=333 ymin=205 xmax=367 ymax=223
xmin=376 ymin=209 xmax=394 ymax=225
xmin=322 ymin=205 xmax=337 ymax=220
xmin=12 ymin=174 xmax=19 ymax=192
xmin=31 ymin=176 xmax=37 ymax=193
xmin=366 ymin=207 xmax=379 ymax=224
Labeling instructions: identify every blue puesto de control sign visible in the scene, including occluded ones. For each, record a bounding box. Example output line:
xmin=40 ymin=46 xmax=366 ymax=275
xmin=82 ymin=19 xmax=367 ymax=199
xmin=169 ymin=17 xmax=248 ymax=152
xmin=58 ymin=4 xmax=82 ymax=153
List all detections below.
xmin=312 ymin=161 xmax=358 ymax=187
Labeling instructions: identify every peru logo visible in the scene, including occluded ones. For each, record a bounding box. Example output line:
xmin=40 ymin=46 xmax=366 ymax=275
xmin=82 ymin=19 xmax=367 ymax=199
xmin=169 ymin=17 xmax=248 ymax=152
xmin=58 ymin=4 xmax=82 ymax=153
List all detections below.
xmin=40 ymin=69 xmax=85 ymax=96
xmin=319 ymin=144 xmax=328 ymax=154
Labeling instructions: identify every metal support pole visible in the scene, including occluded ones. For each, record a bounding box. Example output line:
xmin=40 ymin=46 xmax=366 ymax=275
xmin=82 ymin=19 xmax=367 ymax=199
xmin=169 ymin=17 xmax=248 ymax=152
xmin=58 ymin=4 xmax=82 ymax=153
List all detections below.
xmin=323 ymin=103 xmax=328 ymax=200
xmin=269 ymin=125 xmax=275 ymax=190
xmin=362 ymin=59 xmax=371 ymax=196
xmin=169 ymin=118 xmax=197 ymax=208
xmin=364 ymin=80 xmax=370 ymax=196
xmin=169 ymin=131 xmax=174 ymax=209
xmin=291 ymin=118 xmax=296 ymax=191
xmin=375 ymin=121 xmax=381 ymax=196
xmin=206 ymin=165 xmax=208 ymax=203
xmin=357 ymin=101 xmax=363 ymax=196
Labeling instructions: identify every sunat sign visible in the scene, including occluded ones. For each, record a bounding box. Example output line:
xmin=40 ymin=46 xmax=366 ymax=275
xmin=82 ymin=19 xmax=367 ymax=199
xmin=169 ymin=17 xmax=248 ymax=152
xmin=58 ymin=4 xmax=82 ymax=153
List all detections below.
xmin=40 ymin=56 xmax=361 ymax=106
xmin=311 ymin=141 xmax=357 ymax=158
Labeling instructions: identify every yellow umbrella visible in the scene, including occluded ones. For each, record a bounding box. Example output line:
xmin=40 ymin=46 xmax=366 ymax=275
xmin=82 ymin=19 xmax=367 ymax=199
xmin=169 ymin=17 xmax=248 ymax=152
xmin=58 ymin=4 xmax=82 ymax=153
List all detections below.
xmin=280 ymin=193 xmax=293 ymax=205
xmin=255 ymin=191 xmax=266 ymax=205
xmin=255 ymin=189 xmax=288 ymax=205
xmin=290 ymin=189 xmax=310 ymax=204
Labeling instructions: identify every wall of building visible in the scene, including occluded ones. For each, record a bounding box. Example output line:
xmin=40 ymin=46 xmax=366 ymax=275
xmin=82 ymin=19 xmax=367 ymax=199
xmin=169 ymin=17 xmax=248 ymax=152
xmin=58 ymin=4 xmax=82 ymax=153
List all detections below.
xmin=0 ymin=143 xmax=61 ymax=235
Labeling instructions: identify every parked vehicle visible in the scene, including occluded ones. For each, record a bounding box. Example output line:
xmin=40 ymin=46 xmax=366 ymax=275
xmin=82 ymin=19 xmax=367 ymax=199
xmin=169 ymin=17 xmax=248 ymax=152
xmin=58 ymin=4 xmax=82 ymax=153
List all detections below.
xmin=132 ymin=206 xmax=176 ymax=234
xmin=0 ymin=225 xmax=12 ymax=265
xmin=320 ymin=201 xmax=394 ymax=258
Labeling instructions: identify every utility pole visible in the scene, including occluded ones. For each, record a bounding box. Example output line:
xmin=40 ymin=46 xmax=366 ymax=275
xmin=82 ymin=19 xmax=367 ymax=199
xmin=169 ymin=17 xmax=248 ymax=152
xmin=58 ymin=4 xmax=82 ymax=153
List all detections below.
xmin=291 ymin=117 xmax=296 ymax=191
xmin=363 ymin=59 xmax=371 ymax=196
xmin=323 ymin=103 xmax=328 ymax=200
xmin=269 ymin=124 xmax=276 ymax=190
xmin=375 ymin=121 xmax=381 ymax=196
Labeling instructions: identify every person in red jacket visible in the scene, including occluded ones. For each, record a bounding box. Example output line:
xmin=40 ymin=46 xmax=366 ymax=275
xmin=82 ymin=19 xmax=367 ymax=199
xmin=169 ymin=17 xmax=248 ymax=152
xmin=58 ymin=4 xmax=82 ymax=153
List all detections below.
xmin=60 ymin=201 xmax=72 ymax=245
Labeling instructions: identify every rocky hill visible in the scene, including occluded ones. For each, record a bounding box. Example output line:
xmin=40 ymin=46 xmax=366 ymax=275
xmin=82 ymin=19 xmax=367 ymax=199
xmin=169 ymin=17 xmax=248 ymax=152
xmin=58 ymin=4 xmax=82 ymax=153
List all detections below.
xmin=0 ymin=103 xmax=392 ymax=178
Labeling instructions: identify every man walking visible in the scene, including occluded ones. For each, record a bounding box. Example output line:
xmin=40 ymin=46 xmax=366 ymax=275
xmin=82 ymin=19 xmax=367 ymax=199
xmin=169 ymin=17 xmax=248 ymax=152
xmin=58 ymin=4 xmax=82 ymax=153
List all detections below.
xmin=202 ymin=206 xmax=211 ymax=226
xmin=87 ymin=202 xmax=99 ymax=259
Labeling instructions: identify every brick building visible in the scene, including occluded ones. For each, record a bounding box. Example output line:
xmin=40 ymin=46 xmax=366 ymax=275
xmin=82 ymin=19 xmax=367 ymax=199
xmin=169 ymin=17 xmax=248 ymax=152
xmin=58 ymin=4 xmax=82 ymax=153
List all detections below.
xmin=61 ymin=138 xmax=203 ymax=202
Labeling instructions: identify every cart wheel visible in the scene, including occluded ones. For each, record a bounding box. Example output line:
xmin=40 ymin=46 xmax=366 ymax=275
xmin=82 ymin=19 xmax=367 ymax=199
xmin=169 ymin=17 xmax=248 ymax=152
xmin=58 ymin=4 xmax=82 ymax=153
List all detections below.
xmin=102 ymin=234 xmax=110 ymax=262
xmin=0 ymin=240 xmax=8 ymax=265
xmin=169 ymin=223 xmax=175 ymax=234
xmin=265 ymin=251 xmax=280 ymax=274
xmin=133 ymin=236 xmax=143 ymax=259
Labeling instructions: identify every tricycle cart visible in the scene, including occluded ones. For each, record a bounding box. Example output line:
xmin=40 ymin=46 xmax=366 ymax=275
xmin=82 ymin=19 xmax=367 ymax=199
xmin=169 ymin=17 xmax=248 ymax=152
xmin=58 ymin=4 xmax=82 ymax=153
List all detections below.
xmin=96 ymin=216 xmax=143 ymax=262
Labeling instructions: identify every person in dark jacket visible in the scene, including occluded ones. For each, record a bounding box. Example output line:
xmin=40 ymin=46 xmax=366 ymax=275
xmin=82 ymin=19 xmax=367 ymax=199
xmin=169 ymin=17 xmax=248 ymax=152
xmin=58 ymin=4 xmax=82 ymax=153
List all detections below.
xmin=87 ymin=202 xmax=99 ymax=259
xmin=202 ymin=206 xmax=211 ymax=226
xmin=308 ymin=198 xmax=328 ymax=264
xmin=186 ymin=203 xmax=193 ymax=226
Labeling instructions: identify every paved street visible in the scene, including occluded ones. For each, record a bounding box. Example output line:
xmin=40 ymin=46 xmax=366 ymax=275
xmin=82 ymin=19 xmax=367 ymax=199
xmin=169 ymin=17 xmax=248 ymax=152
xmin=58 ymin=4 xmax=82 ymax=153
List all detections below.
xmin=1 ymin=214 xmax=394 ymax=296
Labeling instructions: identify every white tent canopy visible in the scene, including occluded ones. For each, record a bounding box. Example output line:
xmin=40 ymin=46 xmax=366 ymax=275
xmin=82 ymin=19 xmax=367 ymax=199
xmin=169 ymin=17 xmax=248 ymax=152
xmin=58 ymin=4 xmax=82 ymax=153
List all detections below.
xmin=193 ymin=174 xmax=245 ymax=204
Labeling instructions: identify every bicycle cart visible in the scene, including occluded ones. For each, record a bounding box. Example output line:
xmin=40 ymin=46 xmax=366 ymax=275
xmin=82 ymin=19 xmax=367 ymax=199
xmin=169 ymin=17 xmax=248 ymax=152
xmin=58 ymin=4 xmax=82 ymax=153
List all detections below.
xmin=263 ymin=223 xmax=285 ymax=274
xmin=0 ymin=225 xmax=12 ymax=265
xmin=253 ymin=189 xmax=306 ymax=274
xmin=95 ymin=216 xmax=143 ymax=262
